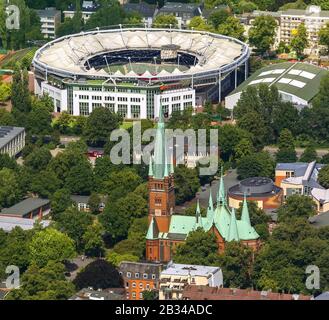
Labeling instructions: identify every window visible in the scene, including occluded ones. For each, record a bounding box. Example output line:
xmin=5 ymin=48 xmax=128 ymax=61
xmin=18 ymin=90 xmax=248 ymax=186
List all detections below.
xmin=140 ymin=292 xmax=143 ymax=299
xmin=118 ymin=104 xmax=127 ymax=118
xmin=104 ymin=103 xmax=115 ymax=112
xmin=79 ymin=95 xmax=89 ymax=100
xmin=131 ymin=105 xmax=140 ymax=119
xmin=92 ymin=95 xmax=102 ymax=101
xmin=139 ymin=283 xmax=143 ymax=289
xmin=105 ymin=96 xmax=114 ymax=101
xmin=118 ymin=96 xmax=128 ymax=102
xmin=92 ymin=103 xmax=102 ymax=110
xmin=132 ymin=282 xmax=136 ymax=288
xmin=131 ymin=97 xmax=141 ymax=102
xmin=79 ymin=102 xmax=89 ymax=116
xmin=132 ymin=292 xmax=136 ymax=299
xmin=127 ymin=272 xmax=131 ymax=278
xmin=152 ymin=274 xmax=156 ymax=280
xmin=143 ymin=273 xmax=148 ymax=279
xmin=146 ymin=283 xmax=150 ymax=290
xmin=172 ymin=103 xmax=180 ymax=112
xmin=135 ymin=273 xmax=139 ymax=279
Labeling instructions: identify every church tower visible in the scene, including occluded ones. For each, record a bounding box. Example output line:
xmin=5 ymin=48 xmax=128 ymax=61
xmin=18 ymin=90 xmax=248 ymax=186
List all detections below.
xmin=146 ymin=106 xmax=175 ymax=262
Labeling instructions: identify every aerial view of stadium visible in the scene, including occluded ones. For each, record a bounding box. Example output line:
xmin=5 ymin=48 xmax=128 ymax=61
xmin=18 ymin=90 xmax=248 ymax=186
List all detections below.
xmin=33 ymin=27 xmax=250 ymax=119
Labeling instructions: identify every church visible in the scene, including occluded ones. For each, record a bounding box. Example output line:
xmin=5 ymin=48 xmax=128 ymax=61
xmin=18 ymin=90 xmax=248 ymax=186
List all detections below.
xmin=146 ymin=109 xmax=261 ymax=263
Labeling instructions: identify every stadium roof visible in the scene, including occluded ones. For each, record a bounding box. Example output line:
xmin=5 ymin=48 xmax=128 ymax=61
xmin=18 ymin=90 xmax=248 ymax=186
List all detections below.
xmin=33 ymin=28 xmax=248 ymax=81
xmin=228 ymin=62 xmax=328 ymax=103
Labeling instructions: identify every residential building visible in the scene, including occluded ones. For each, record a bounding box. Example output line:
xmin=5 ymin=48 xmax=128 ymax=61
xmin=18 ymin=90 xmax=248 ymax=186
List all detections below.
xmin=0 ymin=198 xmax=51 ymax=219
xmin=159 ymin=263 xmax=223 ymax=300
xmin=182 ymin=285 xmax=311 ymax=300
xmin=228 ymin=177 xmax=283 ymax=210
xmin=70 ymin=288 xmax=126 ymax=300
xmin=0 ymin=216 xmax=51 ymax=233
xmin=63 ymin=1 xmax=100 ymax=22
xmin=146 ymin=107 xmax=260 ymax=263
xmin=70 ymin=195 xmax=106 ymax=212
xmin=225 ymin=62 xmax=328 ymax=110
xmin=123 ymin=2 xmax=158 ymax=27
xmin=275 ymin=161 xmax=324 ymax=198
xmin=119 ymin=261 xmax=163 ymax=300
xmin=36 ymin=7 xmax=61 ymax=39
xmin=156 ymin=2 xmax=203 ymax=28
xmin=0 ymin=126 xmax=25 ymax=157
xmin=280 ymin=6 xmax=329 ymax=54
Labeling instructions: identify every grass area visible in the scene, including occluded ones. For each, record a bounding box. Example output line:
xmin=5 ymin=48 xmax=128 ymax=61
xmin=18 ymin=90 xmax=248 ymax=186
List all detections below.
xmin=120 ymin=122 xmax=134 ymax=130
xmin=0 ymin=47 xmax=38 ymax=69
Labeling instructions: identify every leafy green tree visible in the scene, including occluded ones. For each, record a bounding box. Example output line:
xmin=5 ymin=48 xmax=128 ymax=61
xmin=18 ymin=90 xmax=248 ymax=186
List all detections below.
xmin=237 ymin=151 xmax=275 ymax=180
xmin=0 ymin=153 xmax=18 ymax=171
xmin=313 ymin=73 xmax=329 ymax=110
xmin=107 ymin=251 xmax=139 ymax=267
xmin=217 ymin=16 xmax=246 ymax=41
xmin=321 ymin=153 xmax=329 ymax=164
xmin=27 ymin=101 xmax=53 ymax=136
xmin=152 ymin=14 xmax=178 ymax=28
xmin=276 ymin=129 xmax=297 ymax=163
xmin=73 ymin=260 xmax=123 ymax=290
xmin=56 ymin=207 xmax=93 ymax=251
xmin=277 ymin=195 xmax=317 ymax=222
xmin=0 ymin=168 xmax=21 ymax=208
xmin=83 ymin=107 xmax=122 ymax=147
xmin=24 ymin=147 xmax=52 ymax=172
xmin=51 ymin=188 xmax=73 ymax=220
xmin=218 ymin=241 xmax=253 ymax=288
xmin=272 ymin=102 xmax=299 ymax=138
xmin=29 ymin=228 xmax=76 ymax=267
xmin=142 ymin=290 xmax=158 ymax=300
xmin=208 ymin=9 xmax=230 ymax=29
xmin=248 ymin=15 xmax=277 ymax=54
xmin=6 ymin=261 xmax=75 ymax=300
xmin=11 ymin=66 xmax=31 ymax=115
xmin=319 ymin=22 xmax=329 ymax=53
xmin=82 ymin=222 xmax=105 ymax=257
xmin=174 ymin=228 xmax=219 ymax=265
xmin=290 ymin=23 xmax=308 ymax=58
xmin=88 ymin=192 xmax=102 ymax=214
xmin=174 ymin=166 xmax=201 ymax=205
xmin=299 ymin=145 xmax=317 ymax=162
xmin=318 ymin=165 xmax=329 ymax=189
xmin=188 ymin=16 xmax=213 ymax=32
xmin=30 ymin=170 xmax=62 ymax=198
xmin=234 ymin=138 xmax=255 ymax=162
xmin=0 ymin=109 xmax=16 ymax=126
xmin=0 ymin=82 xmax=11 ymax=104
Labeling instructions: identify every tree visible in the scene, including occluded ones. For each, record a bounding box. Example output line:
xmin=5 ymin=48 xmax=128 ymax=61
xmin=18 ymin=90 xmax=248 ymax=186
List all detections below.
xmin=277 ymin=195 xmax=317 ymax=222
xmin=11 ymin=66 xmax=31 ymax=114
xmin=237 ymin=152 xmax=275 ymax=180
xmin=217 ymin=16 xmax=246 ymax=41
xmin=290 ymin=23 xmax=308 ymax=58
xmin=51 ymin=188 xmax=73 ymax=220
xmin=174 ymin=228 xmax=219 ymax=266
xmin=0 ymin=153 xmax=18 ymax=171
xmin=83 ymin=107 xmax=122 ymax=147
xmin=107 ymin=251 xmax=139 ymax=267
xmin=142 ymin=290 xmax=158 ymax=300
xmin=82 ymin=222 xmax=105 ymax=257
xmin=0 ymin=82 xmax=11 ymax=104
xmin=0 ymin=168 xmax=20 ymax=209
xmin=152 ymin=15 xmax=178 ymax=28
xmin=319 ymin=22 xmax=329 ymax=53
xmin=234 ymin=138 xmax=255 ymax=162
xmin=29 ymin=228 xmax=76 ymax=267
xmin=318 ymin=165 xmax=329 ymax=189
xmin=88 ymin=192 xmax=102 ymax=214
xmin=248 ymin=15 xmax=277 ymax=54
xmin=24 ymin=147 xmax=52 ymax=172
xmin=299 ymin=145 xmax=317 ymax=162
xmin=30 ymin=170 xmax=62 ymax=198
xmin=0 ymin=109 xmax=16 ymax=126
xmin=188 ymin=16 xmax=213 ymax=32
xmin=6 ymin=261 xmax=75 ymax=300
xmin=276 ymin=129 xmax=297 ymax=163
xmin=237 ymin=111 xmax=268 ymax=150
xmin=56 ymin=207 xmax=93 ymax=251
xmin=174 ymin=166 xmax=201 ymax=205
xmin=73 ymin=260 xmax=123 ymax=290
xmin=218 ymin=241 xmax=253 ymax=288
xmin=208 ymin=9 xmax=230 ymax=29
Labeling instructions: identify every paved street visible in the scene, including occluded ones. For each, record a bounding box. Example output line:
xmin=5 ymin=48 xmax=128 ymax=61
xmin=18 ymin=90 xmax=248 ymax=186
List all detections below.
xmin=65 ymin=257 xmax=96 ymax=281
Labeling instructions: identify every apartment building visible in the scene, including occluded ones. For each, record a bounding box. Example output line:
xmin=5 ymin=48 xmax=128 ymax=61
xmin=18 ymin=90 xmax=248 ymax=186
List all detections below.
xmin=0 ymin=126 xmax=25 ymax=157
xmin=281 ymin=5 xmax=329 ymax=54
xmin=63 ymin=1 xmax=100 ymax=22
xmin=119 ymin=261 xmax=163 ymax=300
xmin=159 ymin=263 xmax=223 ymax=300
xmin=36 ymin=7 xmax=61 ymax=39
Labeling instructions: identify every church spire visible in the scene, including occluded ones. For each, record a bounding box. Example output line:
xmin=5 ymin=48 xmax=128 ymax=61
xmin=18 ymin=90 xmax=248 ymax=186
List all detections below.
xmin=153 ymin=103 xmax=167 ymax=179
xmin=195 ymin=199 xmax=203 ymax=229
xmin=241 ymin=193 xmax=251 ymax=226
xmin=217 ymin=167 xmax=226 ymax=206
xmin=227 ymin=208 xmax=239 ymax=242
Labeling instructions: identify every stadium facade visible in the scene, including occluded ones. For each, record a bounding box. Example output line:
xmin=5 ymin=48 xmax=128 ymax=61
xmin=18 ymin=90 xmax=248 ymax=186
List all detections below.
xmin=33 ymin=27 xmax=250 ymax=119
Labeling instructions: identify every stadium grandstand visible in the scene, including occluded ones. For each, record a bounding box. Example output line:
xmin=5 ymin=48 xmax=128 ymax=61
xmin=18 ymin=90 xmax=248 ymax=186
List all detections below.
xmin=33 ymin=27 xmax=250 ymax=119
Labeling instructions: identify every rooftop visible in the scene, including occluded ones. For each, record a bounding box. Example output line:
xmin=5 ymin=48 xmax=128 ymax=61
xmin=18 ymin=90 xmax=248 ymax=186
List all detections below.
xmin=123 ymin=2 xmax=157 ymax=18
xmin=70 ymin=288 xmax=126 ymax=300
xmin=0 ymin=126 xmax=25 ymax=150
xmin=161 ymin=263 xmax=220 ymax=277
xmin=159 ymin=2 xmax=202 ymax=13
xmin=36 ymin=7 xmax=61 ymax=17
xmin=282 ymin=6 xmax=329 ymax=18
xmin=0 ymin=216 xmax=51 ymax=232
xmin=309 ymin=211 xmax=329 ymax=227
xmin=119 ymin=261 xmax=163 ymax=279
xmin=228 ymin=62 xmax=328 ymax=103
xmin=0 ymin=198 xmax=50 ymax=217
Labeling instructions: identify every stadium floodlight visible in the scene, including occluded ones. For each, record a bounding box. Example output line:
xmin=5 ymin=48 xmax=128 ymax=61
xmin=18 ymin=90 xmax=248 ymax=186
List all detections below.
xmin=103 ymin=55 xmax=111 ymax=74
xmin=128 ymin=57 xmax=133 ymax=72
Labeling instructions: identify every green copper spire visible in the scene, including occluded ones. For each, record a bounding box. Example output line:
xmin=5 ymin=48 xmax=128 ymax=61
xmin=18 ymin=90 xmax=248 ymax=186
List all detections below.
xmin=153 ymin=103 xmax=167 ymax=179
xmin=217 ymin=167 xmax=226 ymax=206
xmin=208 ymin=190 xmax=214 ymax=214
xmin=195 ymin=199 xmax=203 ymax=229
xmin=148 ymin=156 xmax=153 ymax=177
xmin=241 ymin=193 xmax=251 ymax=226
xmin=146 ymin=216 xmax=158 ymax=240
xmin=227 ymin=208 xmax=239 ymax=242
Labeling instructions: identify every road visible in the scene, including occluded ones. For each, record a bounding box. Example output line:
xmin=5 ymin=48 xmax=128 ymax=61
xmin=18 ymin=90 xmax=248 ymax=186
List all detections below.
xmin=65 ymin=257 xmax=96 ymax=281
xmin=264 ymin=146 xmax=329 ymax=158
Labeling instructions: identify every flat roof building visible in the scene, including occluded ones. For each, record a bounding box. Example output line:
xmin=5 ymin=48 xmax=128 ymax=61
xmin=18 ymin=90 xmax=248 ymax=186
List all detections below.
xmin=225 ymin=62 xmax=328 ymax=110
xmin=159 ymin=263 xmax=223 ymax=300
xmin=63 ymin=1 xmax=100 ymax=22
xmin=0 ymin=216 xmax=51 ymax=232
xmin=0 ymin=198 xmax=51 ymax=219
xmin=36 ymin=7 xmax=61 ymax=39
xmin=0 ymin=126 xmax=25 ymax=157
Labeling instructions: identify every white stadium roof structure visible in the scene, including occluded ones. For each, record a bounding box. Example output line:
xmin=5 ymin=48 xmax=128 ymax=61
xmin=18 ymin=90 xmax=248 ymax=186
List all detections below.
xmin=32 ymin=27 xmax=249 ymax=83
